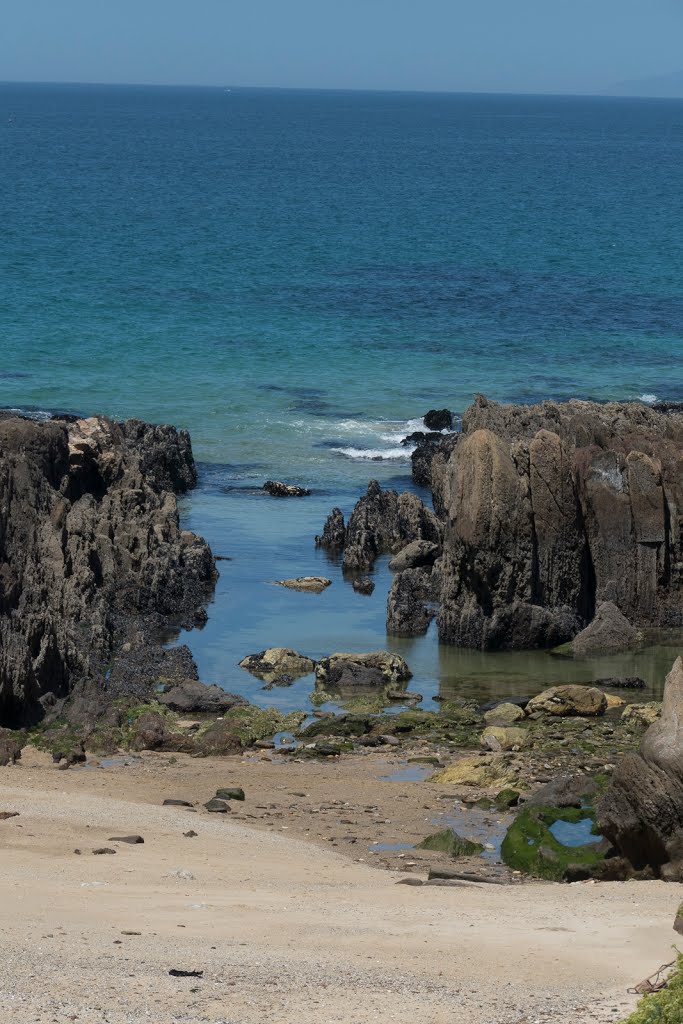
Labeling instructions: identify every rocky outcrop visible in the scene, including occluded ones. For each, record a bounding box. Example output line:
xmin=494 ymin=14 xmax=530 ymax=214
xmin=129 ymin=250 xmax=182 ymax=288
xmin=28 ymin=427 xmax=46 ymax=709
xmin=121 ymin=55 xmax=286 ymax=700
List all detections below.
xmin=388 ymin=539 xmax=440 ymax=572
xmin=436 ymin=395 xmax=682 ymax=649
xmin=239 ymin=648 xmax=316 ymax=683
xmin=386 ymin=567 xmax=438 ymax=637
xmin=315 ymin=507 xmax=345 ymax=552
xmin=315 ymin=651 xmax=412 ymax=692
xmin=263 ymin=480 xmax=311 ymax=497
xmin=0 ymin=413 xmax=215 ymax=727
xmin=317 ymin=481 xmax=442 ymax=574
xmin=157 ymin=680 xmax=247 ymax=714
xmin=567 ymin=602 xmax=641 ymax=656
xmin=423 ymin=409 xmax=453 ymax=432
xmin=597 ymin=657 xmax=683 ymax=880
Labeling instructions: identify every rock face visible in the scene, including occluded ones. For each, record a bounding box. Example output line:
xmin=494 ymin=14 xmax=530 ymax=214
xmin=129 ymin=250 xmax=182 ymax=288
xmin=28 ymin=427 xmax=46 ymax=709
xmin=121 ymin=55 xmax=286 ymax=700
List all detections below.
xmin=598 ymin=658 xmax=683 ymax=880
xmin=318 ymin=481 xmax=442 ymax=573
xmin=436 ymin=395 xmax=683 ymax=649
xmin=0 ymin=413 xmax=215 ymax=727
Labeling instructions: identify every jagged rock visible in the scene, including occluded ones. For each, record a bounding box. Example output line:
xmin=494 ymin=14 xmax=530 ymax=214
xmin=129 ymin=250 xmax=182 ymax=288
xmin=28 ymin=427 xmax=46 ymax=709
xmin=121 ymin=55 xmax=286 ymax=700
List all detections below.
xmin=436 ymin=395 xmax=683 ymax=649
xmin=386 ymin=567 xmax=435 ymax=637
xmin=483 ymin=703 xmax=526 ymax=727
xmin=275 ymin=576 xmax=331 ymax=593
xmin=340 ymin=481 xmax=442 ymax=572
xmin=568 ymin=603 xmax=642 ymax=656
xmin=412 ymin=432 xmax=459 ymax=496
xmin=352 ymin=577 xmax=375 ymax=595
xmin=388 ymin=540 xmax=440 ymax=572
xmin=315 ymin=651 xmax=412 ymax=691
xmin=423 ymin=409 xmax=453 ymax=431
xmin=158 ymin=680 xmax=247 ymax=714
xmin=526 ymin=685 xmax=607 ymax=717
xmin=120 ymin=419 xmax=197 ymax=493
xmin=598 ymin=658 xmax=683 ymax=880
xmin=315 ymin=508 xmax=345 ymax=551
xmin=263 ymin=480 xmax=311 ymax=497
xmin=0 ymin=413 xmax=215 ymax=727
xmin=239 ymin=648 xmax=316 ymax=683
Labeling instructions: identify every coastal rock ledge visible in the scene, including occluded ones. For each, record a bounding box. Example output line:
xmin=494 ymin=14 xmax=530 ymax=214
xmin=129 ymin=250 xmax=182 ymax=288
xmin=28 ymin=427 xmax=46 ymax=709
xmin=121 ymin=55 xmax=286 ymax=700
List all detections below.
xmin=434 ymin=396 xmax=682 ymax=649
xmin=0 ymin=412 xmax=216 ymax=727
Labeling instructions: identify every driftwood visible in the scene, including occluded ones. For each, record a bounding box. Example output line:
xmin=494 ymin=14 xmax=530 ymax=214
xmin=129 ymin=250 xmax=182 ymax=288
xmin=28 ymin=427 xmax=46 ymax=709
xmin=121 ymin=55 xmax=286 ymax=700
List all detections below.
xmin=629 ymin=959 xmax=677 ymax=995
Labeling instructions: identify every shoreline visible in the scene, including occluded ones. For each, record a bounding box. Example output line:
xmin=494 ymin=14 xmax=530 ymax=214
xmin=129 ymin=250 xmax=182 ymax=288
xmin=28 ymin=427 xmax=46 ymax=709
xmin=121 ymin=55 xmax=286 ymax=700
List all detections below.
xmin=1 ymin=746 xmax=678 ymax=1024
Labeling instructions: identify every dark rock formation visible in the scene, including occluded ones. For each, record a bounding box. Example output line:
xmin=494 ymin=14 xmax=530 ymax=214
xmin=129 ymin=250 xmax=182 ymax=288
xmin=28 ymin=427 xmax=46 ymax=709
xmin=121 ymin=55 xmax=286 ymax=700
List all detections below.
xmin=315 ymin=507 xmax=345 ymax=552
xmin=436 ymin=395 xmax=683 ymax=649
xmin=597 ymin=657 xmax=683 ymax=880
xmin=386 ymin=567 xmax=436 ymax=636
xmin=319 ymin=481 xmax=442 ymax=573
xmin=263 ymin=480 xmax=311 ymax=497
xmin=352 ymin=577 xmax=375 ymax=595
xmin=0 ymin=413 xmax=215 ymax=727
xmin=411 ymin=433 xmax=459 ymax=493
xmin=423 ymin=409 xmax=453 ymax=431
xmin=157 ymin=680 xmax=247 ymax=714
xmin=388 ymin=539 xmax=440 ymax=572
xmin=594 ymin=675 xmax=646 ymax=690
xmin=315 ymin=651 xmax=412 ymax=692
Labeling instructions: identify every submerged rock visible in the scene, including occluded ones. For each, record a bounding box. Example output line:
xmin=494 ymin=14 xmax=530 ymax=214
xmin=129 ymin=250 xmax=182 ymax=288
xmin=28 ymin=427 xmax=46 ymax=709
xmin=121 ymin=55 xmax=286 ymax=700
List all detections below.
xmin=263 ymin=480 xmax=311 ymax=497
xmin=275 ymin=576 xmax=331 ymax=593
xmin=352 ymin=577 xmax=375 ymax=595
xmin=598 ymin=658 xmax=683 ymax=880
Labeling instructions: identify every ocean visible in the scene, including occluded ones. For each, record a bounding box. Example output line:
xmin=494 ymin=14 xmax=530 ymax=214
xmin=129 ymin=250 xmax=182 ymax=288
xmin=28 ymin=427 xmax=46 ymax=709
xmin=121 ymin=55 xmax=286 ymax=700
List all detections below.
xmin=2 ymin=82 xmax=682 ymax=710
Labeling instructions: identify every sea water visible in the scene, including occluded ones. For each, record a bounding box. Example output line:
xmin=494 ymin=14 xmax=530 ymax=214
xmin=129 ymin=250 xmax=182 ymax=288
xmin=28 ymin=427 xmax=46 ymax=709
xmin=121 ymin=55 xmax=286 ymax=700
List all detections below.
xmin=2 ymin=84 xmax=682 ymax=710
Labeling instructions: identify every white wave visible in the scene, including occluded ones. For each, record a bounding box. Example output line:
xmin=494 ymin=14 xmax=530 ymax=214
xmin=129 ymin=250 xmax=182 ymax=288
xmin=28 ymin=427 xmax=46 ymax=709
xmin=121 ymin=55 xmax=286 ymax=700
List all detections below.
xmin=639 ymin=393 xmax=657 ymax=405
xmin=329 ymin=446 xmax=411 ymax=462
xmin=6 ymin=407 xmax=52 ymax=421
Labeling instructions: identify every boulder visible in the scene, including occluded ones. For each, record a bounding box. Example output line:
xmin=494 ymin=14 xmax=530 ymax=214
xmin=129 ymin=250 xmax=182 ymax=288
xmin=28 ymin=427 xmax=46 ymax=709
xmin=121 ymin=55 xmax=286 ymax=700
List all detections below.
xmin=526 ymin=685 xmax=607 ymax=717
xmin=523 ymin=774 xmax=598 ymax=808
xmin=597 ymin=658 xmax=683 ymax=879
xmin=0 ymin=729 xmax=22 ymax=766
xmin=315 ymin=651 xmax=411 ymax=691
xmin=192 ymin=721 xmax=244 ymax=757
xmin=569 ymin=603 xmax=642 ymax=657
xmin=130 ymin=712 xmax=170 ymax=751
xmin=352 ymin=577 xmax=375 ymax=595
xmin=263 ymin=481 xmax=311 ymax=497
xmin=483 ymin=702 xmax=526 ymax=727
xmin=423 ymin=409 xmax=453 ymax=431
xmin=204 ymin=798 xmax=230 ymax=813
xmin=275 ymin=577 xmax=331 ymax=593
xmin=158 ymin=680 xmax=247 ymax=714
xmin=621 ymin=702 xmax=662 ymax=727
xmin=430 ymin=756 xmax=517 ymax=792
xmin=239 ymin=648 xmax=316 ymax=683
xmin=388 ymin=540 xmax=441 ymax=572
xmin=480 ymin=726 xmax=528 ymax=751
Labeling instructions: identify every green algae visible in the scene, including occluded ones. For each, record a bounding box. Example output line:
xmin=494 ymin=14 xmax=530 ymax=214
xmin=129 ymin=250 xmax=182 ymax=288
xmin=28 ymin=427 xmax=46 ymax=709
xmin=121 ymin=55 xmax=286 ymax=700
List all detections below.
xmin=417 ymin=829 xmax=484 ymax=857
xmin=501 ymin=805 xmax=604 ymax=881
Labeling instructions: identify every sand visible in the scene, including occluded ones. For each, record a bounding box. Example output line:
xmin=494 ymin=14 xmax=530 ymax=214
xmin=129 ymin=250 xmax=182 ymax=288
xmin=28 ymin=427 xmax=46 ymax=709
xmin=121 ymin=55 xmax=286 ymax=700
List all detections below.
xmin=0 ymin=747 xmax=679 ymax=1024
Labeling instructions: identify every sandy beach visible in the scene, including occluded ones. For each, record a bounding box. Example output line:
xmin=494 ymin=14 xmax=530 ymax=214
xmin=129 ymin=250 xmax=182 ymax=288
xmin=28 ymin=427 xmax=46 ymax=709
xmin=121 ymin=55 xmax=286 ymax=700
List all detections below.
xmin=0 ymin=748 xmax=679 ymax=1024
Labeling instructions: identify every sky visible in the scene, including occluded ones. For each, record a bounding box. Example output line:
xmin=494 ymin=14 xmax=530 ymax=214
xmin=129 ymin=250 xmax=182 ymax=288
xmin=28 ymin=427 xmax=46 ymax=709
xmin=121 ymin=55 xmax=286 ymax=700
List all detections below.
xmin=2 ymin=0 xmax=683 ymax=95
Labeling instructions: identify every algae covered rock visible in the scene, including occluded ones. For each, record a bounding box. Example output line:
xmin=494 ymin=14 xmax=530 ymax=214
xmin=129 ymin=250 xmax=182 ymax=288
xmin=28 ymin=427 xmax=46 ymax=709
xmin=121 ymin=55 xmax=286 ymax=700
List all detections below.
xmin=483 ymin=702 xmax=525 ymax=727
xmin=315 ymin=651 xmax=412 ymax=690
xmin=501 ymin=805 xmax=604 ymax=881
xmin=430 ymin=755 xmax=517 ymax=792
xmin=275 ymin=576 xmax=331 ymax=593
xmin=526 ymin=685 xmax=607 ymax=717
xmin=480 ymin=726 xmax=529 ymax=751
xmin=621 ymin=702 xmax=661 ymax=727
xmin=417 ymin=829 xmax=483 ymax=858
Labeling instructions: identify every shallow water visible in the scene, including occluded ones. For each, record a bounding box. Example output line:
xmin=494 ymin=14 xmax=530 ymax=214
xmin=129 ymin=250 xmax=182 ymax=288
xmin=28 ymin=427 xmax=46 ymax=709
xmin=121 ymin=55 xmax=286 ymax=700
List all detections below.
xmin=3 ymin=84 xmax=682 ymax=711
xmin=549 ymin=818 xmax=602 ymax=848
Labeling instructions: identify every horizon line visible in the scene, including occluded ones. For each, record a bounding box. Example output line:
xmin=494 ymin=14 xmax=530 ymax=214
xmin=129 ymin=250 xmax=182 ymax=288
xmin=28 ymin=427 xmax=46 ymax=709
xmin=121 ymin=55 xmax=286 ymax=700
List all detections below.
xmin=2 ymin=78 xmax=683 ymax=103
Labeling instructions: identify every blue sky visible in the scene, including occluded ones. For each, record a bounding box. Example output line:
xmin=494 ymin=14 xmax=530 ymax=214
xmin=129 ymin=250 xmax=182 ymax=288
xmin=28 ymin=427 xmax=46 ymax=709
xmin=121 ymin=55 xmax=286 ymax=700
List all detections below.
xmin=2 ymin=0 xmax=682 ymax=94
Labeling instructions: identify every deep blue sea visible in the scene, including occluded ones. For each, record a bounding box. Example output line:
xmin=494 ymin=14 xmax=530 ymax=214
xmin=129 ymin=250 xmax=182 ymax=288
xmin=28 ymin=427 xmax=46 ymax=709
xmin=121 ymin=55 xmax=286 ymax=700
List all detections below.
xmin=2 ymin=83 xmax=682 ymax=709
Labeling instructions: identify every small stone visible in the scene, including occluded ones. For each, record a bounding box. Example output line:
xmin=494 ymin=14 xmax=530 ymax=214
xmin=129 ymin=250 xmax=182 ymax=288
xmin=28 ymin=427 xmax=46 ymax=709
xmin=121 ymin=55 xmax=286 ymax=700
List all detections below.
xmin=183 ymin=830 xmax=198 ymax=838
xmin=92 ymin=848 xmax=116 ymax=855
xmin=396 ymin=877 xmax=424 ymax=886
xmin=215 ymin=788 xmax=245 ymax=802
xmin=204 ymin=798 xmax=229 ymax=813
xmin=163 ymin=799 xmax=193 ymax=807
xmin=108 ymin=835 xmax=144 ymax=844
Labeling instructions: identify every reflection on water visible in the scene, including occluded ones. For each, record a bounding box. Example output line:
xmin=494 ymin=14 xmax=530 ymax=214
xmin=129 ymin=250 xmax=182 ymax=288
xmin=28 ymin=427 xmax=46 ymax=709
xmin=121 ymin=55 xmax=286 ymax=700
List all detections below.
xmin=549 ymin=818 xmax=602 ymax=848
xmin=173 ymin=477 xmax=682 ymax=715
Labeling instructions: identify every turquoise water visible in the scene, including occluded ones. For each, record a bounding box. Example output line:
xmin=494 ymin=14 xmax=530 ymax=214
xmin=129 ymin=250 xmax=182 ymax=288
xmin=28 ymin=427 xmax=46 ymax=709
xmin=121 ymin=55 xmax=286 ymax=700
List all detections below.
xmin=2 ymin=83 xmax=682 ymax=708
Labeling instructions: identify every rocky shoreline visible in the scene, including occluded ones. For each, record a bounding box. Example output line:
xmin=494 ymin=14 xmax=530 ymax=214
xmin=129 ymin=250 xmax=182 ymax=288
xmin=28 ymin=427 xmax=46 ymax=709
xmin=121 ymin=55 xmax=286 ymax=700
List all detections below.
xmin=0 ymin=400 xmax=682 ymax=894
